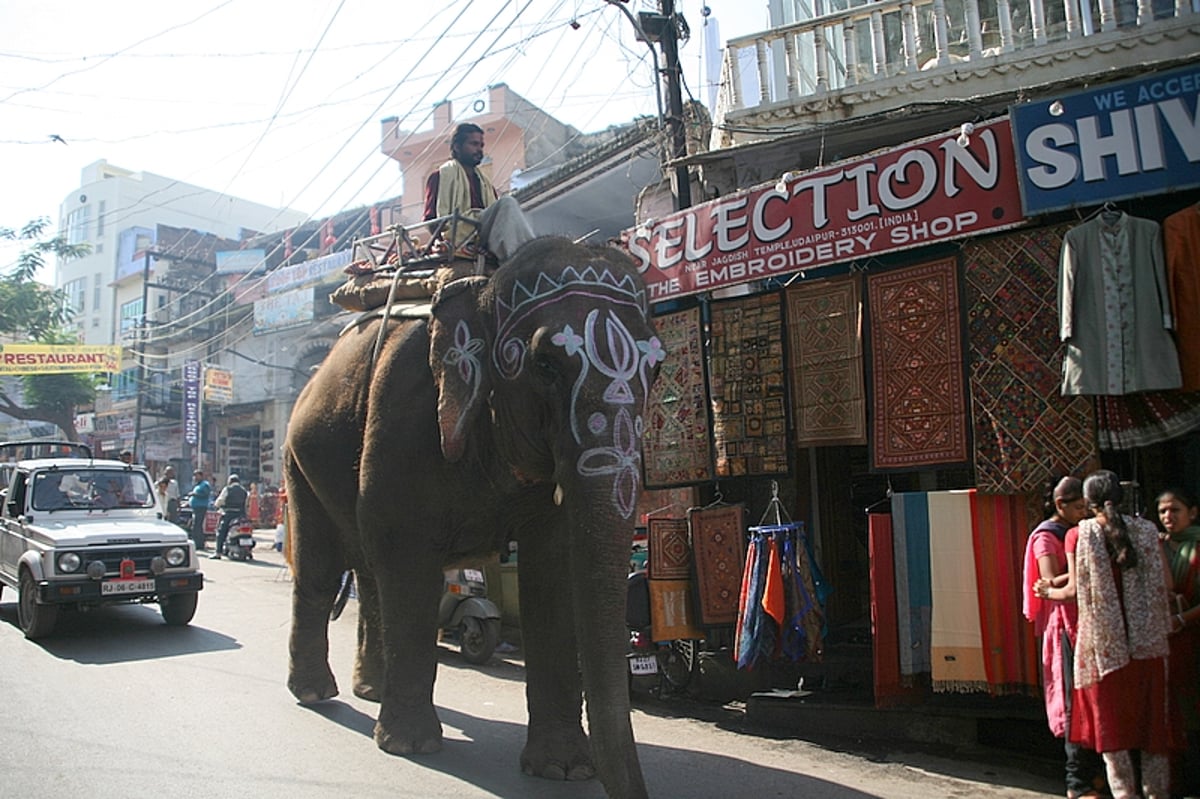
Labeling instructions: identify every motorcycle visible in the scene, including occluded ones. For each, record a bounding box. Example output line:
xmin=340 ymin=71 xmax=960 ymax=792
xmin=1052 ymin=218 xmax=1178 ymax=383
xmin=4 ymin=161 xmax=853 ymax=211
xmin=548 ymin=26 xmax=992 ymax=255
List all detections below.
xmin=220 ymin=515 xmax=257 ymax=560
xmin=438 ymin=566 xmax=502 ymax=665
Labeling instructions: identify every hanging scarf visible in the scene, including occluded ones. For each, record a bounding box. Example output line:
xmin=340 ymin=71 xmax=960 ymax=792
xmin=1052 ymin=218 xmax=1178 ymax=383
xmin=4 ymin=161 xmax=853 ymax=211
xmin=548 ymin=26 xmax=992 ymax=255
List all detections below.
xmin=1073 ymin=515 xmax=1171 ymax=689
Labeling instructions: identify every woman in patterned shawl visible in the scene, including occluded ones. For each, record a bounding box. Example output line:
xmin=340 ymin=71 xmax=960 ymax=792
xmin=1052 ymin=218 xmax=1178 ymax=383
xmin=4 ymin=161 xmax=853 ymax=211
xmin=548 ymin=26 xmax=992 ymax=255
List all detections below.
xmin=1158 ymin=486 xmax=1200 ymax=796
xmin=1037 ymin=470 xmax=1180 ymax=798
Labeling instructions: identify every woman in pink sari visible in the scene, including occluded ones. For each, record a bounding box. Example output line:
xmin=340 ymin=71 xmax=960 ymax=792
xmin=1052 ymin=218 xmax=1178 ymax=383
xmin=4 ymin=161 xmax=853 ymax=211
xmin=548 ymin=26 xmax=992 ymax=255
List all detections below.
xmin=1024 ymin=476 xmax=1101 ymax=798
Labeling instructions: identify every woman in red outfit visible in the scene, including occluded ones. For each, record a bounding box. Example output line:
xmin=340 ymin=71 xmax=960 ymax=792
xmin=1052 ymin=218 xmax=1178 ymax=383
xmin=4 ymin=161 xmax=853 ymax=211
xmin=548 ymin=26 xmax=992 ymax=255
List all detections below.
xmin=1037 ymin=469 xmax=1180 ymax=798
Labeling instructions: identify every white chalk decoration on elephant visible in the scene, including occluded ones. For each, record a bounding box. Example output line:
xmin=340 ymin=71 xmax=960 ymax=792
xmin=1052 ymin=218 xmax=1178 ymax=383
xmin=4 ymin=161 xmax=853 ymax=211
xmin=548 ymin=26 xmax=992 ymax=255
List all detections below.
xmin=285 ymin=238 xmax=660 ymax=799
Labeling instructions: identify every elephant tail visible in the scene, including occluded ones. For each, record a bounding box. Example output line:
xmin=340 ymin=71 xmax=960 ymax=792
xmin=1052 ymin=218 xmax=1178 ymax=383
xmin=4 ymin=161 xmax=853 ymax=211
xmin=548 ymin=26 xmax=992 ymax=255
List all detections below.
xmin=330 ymin=570 xmax=355 ymax=621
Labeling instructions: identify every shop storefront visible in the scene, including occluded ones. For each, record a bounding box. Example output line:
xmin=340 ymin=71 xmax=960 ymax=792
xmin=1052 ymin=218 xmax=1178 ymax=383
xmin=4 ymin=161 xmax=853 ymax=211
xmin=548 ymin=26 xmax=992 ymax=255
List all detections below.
xmin=626 ymin=61 xmax=1200 ymax=704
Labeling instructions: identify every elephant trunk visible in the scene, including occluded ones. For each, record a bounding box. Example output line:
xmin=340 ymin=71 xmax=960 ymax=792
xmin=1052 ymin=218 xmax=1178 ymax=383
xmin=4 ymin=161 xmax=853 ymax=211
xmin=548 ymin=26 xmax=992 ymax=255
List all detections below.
xmin=566 ymin=487 xmax=649 ymax=799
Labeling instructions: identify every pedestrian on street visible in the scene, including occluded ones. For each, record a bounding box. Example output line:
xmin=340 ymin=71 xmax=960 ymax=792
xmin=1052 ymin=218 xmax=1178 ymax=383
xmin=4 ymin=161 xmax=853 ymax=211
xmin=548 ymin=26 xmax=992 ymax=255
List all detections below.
xmin=188 ymin=469 xmax=212 ymax=553
xmin=1023 ymin=475 xmax=1104 ymax=798
xmin=212 ymin=473 xmax=248 ymax=560
xmin=161 ymin=465 xmax=180 ymax=523
xmin=1036 ymin=469 xmax=1180 ymax=799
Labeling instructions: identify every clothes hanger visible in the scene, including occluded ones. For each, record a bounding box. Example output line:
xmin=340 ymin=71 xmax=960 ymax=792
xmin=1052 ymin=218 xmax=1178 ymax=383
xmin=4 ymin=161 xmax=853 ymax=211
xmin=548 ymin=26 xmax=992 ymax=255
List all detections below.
xmin=863 ymin=477 xmax=894 ymax=514
xmin=699 ymin=482 xmax=729 ymax=510
xmin=756 ymin=480 xmax=794 ymax=527
xmin=1078 ymin=200 xmax=1122 ymax=225
xmin=644 ymin=501 xmax=691 ymax=519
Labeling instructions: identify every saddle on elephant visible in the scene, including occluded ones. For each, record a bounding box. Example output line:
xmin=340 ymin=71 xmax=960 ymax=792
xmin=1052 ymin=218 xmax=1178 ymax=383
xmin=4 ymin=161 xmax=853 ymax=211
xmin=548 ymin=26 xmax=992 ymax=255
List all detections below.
xmin=329 ymin=215 xmax=496 ymax=313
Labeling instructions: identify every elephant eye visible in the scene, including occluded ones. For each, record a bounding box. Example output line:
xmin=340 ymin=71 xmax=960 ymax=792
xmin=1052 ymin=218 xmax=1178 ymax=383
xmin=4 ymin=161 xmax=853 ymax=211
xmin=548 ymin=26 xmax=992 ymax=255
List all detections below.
xmin=532 ymin=353 xmax=560 ymax=385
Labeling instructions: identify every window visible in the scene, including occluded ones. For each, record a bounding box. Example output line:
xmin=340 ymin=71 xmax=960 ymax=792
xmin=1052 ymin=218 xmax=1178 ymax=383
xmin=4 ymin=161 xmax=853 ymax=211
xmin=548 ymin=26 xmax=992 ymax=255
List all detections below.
xmin=96 ymin=200 xmax=106 ymax=237
xmin=64 ymin=277 xmax=86 ymax=313
xmin=119 ymin=297 xmax=143 ymax=339
xmin=66 ymin=205 xmax=91 ymax=247
xmin=112 ymin=368 xmax=139 ymax=401
xmin=93 ymin=273 xmax=102 ymax=309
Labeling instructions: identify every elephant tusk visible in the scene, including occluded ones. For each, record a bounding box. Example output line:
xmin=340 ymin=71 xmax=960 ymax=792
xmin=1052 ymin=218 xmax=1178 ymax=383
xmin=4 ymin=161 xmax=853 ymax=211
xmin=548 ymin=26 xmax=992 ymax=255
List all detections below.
xmin=553 ymin=484 xmax=564 ymax=506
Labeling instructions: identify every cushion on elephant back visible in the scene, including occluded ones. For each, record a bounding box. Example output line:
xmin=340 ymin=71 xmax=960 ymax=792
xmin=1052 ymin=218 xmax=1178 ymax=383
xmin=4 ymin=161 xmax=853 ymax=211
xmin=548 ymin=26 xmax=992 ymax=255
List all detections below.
xmin=329 ymin=260 xmax=488 ymax=312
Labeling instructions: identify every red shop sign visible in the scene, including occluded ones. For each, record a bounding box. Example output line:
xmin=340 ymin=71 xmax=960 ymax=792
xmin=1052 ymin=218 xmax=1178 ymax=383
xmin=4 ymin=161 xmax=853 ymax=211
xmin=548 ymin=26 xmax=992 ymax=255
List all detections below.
xmin=624 ymin=118 xmax=1025 ymax=302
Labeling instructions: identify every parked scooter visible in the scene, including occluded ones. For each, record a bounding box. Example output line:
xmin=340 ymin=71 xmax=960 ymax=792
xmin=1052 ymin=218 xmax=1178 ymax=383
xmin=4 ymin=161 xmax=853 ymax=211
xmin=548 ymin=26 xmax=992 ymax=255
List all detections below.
xmin=438 ymin=567 xmax=502 ymax=665
xmin=220 ymin=516 xmax=257 ymax=560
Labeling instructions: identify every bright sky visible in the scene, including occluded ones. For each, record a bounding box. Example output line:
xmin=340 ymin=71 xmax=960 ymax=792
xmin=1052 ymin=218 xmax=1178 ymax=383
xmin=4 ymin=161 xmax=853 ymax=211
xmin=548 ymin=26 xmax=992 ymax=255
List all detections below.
xmin=0 ymin=0 xmax=768 ymax=283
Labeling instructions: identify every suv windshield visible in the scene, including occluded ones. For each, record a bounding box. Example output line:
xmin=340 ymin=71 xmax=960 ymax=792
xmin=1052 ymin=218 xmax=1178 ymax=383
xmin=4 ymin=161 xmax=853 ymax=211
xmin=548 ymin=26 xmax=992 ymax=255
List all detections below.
xmin=31 ymin=469 xmax=156 ymax=511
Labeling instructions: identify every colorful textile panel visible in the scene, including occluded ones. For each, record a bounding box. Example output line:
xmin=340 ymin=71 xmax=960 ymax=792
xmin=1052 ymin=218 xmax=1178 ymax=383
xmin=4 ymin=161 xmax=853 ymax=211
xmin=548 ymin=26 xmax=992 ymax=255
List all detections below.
xmin=1094 ymin=390 xmax=1200 ymax=450
xmin=962 ymin=225 xmax=1099 ymax=493
xmin=891 ymin=491 xmax=932 ymax=679
xmin=648 ymin=516 xmax=691 ymax=580
xmin=642 ymin=307 xmax=715 ymax=487
xmin=784 ymin=274 xmax=867 ymax=447
xmin=688 ymin=504 xmax=747 ymax=625
xmin=867 ymin=257 xmax=970 ymax=471
xmin=708 ymin=293 xmax=790 ymax=477
xmin=648 ymin=579 xmax=705 ymax=641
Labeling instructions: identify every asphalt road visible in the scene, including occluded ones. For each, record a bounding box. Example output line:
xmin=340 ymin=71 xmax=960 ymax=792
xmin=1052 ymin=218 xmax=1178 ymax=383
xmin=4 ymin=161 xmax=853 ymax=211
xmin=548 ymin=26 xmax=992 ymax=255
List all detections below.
xmin=0 ymin=536 xmax=1061 ymax=799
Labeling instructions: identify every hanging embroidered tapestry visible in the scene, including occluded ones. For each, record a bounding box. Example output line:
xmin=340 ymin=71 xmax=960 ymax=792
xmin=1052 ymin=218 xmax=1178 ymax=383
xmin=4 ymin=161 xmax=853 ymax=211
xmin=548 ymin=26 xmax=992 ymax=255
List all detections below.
xmin=785 ymin=273 xmax=867 ymax=447
xmin=648 ymin=516 xmax=691 ymax=580
xmin=867 ymin=257 xmax=970 ymax=471
xmin=1094 ymin=390 xmax=1200 ymax=450
xmin=688 ymin=504 xmax=747 ymax=625
xmin=961 ymin=225 xmax=1099 ymax=493
xmin=708 ymin=293 xmax=790 ymax=477
xmin=642 ymin=307 xmax=715 ymax=487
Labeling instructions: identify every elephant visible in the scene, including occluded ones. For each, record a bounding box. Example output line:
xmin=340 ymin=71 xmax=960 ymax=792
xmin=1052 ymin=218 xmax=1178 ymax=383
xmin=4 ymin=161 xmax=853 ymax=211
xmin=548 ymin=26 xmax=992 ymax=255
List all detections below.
xmin=284 ymin=236 xmax=661 ymax=799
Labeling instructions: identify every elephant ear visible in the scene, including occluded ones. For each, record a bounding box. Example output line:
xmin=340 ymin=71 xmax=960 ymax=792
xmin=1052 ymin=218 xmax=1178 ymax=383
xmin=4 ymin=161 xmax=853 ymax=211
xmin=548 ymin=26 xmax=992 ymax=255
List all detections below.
xmin=429 ymin=277 xmax=492 ymax=462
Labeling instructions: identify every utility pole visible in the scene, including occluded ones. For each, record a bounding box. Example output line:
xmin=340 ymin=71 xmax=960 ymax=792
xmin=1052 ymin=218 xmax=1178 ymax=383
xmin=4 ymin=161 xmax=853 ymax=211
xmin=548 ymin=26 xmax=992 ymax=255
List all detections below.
xmin=658 ymin=0 xmax=692 ymax=210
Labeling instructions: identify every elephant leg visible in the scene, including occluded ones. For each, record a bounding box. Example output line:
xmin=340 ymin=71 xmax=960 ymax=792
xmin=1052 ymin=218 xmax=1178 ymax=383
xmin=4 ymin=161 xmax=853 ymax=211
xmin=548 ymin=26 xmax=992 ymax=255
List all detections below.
xmin=366 ymin=536 xmax=445 ymax=756
xmin=352 ymin=571 xmax=384 ymax=702
xmin=285 ymin=459 xmax=344 ymax=704
xmin=515 ymin=510 xmax=594 ymax=782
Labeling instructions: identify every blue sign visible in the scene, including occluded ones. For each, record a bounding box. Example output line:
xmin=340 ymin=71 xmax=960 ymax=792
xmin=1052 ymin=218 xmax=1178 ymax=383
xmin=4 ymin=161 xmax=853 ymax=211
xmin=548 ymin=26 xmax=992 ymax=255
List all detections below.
xmin=1010 ymin=63 xmax=1200 ymax=215
xmin=183 ymin=359 xmax=201 ymax=446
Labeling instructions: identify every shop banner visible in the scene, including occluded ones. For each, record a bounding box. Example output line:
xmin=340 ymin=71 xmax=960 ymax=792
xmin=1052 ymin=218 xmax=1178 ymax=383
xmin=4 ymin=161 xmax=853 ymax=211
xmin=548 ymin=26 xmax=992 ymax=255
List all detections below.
xmin=266 ymin=248 xmax=352 ymax=293
xmin=203 ymin=367 xmax=234 ymax=404
xmin=623 ymin=118 xmax=1024 ymax=302
xmin=183 ymin=359 xmax=201 ymax=446
xmin=1010 ymin=63 xmax=1200 ymax=215
xmin=253 ymin=285 xmax=315 ymax=333
xmin=0 ymin=344 xmax=122 ymax=375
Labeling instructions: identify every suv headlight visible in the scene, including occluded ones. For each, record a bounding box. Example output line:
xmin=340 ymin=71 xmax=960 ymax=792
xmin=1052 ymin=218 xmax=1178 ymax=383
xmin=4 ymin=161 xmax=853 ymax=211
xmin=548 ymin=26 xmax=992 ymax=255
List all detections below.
xmin=164 ymin=546 xmax=187 ymax=567
xmin=57 ymin=552 xmax=82 ymax=573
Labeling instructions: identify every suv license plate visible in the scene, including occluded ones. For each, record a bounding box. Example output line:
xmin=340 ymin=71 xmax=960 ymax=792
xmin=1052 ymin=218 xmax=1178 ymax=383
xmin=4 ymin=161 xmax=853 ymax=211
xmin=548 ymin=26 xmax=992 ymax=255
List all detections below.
xmin=628 ymin=654 xmax=658 ymax=676
xmin=101 ymin=578 xmax=156 ymax=595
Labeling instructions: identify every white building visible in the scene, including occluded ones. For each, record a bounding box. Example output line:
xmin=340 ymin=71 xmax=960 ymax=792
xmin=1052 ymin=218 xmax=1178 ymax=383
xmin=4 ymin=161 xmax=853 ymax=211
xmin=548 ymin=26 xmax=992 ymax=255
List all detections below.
xmin=56 ymin=160 xmax=307 ymax=346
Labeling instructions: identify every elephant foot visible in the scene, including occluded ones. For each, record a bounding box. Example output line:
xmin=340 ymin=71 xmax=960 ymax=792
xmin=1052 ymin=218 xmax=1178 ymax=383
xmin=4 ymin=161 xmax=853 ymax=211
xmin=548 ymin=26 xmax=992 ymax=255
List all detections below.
xmin=353 ymin=681 xmax=382 ymax=702
xmin=374 ymin=704 xmax=443 ymax=756
xmin=521 ymin=727 xmax=595 ymax=782
xmin=288 ymin=664 xmax=339 ymax=705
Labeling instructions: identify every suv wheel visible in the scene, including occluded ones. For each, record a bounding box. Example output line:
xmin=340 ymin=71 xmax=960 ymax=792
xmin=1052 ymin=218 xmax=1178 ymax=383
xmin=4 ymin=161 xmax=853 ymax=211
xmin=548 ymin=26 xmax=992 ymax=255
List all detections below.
xmin=160 ymin=592 xmax=198 ymax=626
xmin=18 ymin=569 xmax=58 ymax=639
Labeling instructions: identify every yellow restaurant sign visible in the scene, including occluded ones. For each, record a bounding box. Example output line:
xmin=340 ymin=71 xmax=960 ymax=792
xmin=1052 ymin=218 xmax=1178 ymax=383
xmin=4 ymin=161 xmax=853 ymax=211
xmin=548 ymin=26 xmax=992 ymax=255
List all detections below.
xmin=0 ymin=344 xmax=122 ymax=375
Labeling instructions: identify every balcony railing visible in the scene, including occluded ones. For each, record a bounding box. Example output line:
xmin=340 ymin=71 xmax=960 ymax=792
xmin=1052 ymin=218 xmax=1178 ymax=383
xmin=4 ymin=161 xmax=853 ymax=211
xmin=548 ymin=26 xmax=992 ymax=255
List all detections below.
xmin=718 ymin=0 xmax=1196 ymax=115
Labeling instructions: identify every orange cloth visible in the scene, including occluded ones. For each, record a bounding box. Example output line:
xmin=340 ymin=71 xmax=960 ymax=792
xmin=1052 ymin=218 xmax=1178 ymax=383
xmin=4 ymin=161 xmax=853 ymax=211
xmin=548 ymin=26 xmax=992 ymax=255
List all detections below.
xmin=761 ymin=535 xmax=785 ymax=624
xmin=1165 ymin=205 xmax=1200 ymax=391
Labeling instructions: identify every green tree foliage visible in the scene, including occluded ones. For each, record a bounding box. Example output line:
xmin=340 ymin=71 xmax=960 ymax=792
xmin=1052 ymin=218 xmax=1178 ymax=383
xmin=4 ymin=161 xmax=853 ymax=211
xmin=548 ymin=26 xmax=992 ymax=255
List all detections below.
xmin=1 ymin=218 xmax=96 ymax=440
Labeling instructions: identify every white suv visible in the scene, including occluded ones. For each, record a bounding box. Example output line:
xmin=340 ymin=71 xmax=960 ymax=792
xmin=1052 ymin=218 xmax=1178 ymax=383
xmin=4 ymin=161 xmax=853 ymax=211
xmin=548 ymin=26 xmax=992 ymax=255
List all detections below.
xmin=0 ymin=442 xmax=204 ymax=638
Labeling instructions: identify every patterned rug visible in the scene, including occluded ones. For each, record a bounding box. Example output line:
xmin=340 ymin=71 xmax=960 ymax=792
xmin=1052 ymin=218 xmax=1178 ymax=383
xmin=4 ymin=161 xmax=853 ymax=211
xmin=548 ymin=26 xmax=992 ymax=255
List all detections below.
xmin=688 ymin=504 xmax=747 ymax=625
xmin=962 ymin=226 xmax=1099 ymax=492
xmin=785 ymin=274 xmax=867 ymax=447
xmin=648 ymin=516 xmax=691 ymax=580
xmin=642 ymin=307 xmax=714 ymax=486
xmin=708 ymin=294 xmax=790 ymax=477
xmin=867 ymin=258 xmax=970 ymax=471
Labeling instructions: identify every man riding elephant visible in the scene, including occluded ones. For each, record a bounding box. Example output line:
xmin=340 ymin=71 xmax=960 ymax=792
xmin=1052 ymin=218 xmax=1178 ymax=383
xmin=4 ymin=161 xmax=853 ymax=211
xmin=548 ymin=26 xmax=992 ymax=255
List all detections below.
xmin=423 ymin=122 xmax=533 ymax=263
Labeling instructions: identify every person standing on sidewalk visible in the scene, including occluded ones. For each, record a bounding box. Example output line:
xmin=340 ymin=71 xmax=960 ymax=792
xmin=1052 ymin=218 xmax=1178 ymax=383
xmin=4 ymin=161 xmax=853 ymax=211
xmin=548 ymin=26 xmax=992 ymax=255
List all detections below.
xmin=212 ymin=474 xmax=248 ymax=560
xmin=1023 ymin=476 xmax=1103 ymax=799
xmin=188 ymin=469 xmax=212 ymax=553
